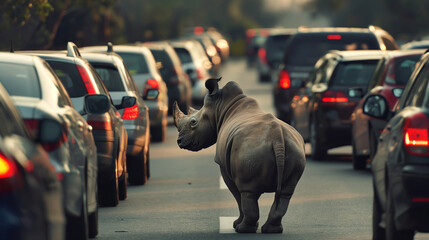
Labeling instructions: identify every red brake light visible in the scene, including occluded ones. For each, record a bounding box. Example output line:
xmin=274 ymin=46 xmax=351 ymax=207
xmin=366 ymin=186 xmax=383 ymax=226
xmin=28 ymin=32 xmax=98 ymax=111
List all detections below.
xmin=0 ymin=154 xmax=16 ymax=179
xmin=76 ymin=65 xmax=96 ymax=94
xmin=404 ymin=112 xmax=429 ymax=156
xmin=87 ymin=115 xmax=112 ymax=131
xmin=144 ymin=79 xmax=160 ymax=95
xmin=122 ymin=104 xmax=139 ymax=120
xmin=258 ymin=48 xmax=267 ymax=64
xmin=327 ymin=34 xmax=342 ymax=40
xmin=196 ymin=69 xmax=204 ymax=80
xmin=42 ymin=132 xmax=67 ymax=152
xmin=279 ymin=70 xmax=291 ymax=89
xmin=322 ymin=91 xmax=348 ymax=103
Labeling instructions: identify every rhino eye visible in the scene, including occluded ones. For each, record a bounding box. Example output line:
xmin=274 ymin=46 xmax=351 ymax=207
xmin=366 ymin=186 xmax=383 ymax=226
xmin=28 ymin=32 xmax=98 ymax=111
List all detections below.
xmin=190 ymin=118 xmax=198 ymax=127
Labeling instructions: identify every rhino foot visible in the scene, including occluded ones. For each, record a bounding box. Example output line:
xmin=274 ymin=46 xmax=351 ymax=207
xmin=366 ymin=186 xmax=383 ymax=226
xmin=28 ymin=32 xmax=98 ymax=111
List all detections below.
xmin=235 ymin=222 xmax=258 ymax=233
xmin=261 ymin=223 xmax=283 ymax=233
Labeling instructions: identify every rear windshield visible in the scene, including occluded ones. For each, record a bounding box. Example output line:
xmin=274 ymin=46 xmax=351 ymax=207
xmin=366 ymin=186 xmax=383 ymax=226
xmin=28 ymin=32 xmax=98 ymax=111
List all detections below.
xmin=0 ymin=62 xmax=41 ymax=98
xmin=330 ymin=60 xmax=379 ymax=87
xmin=47 ymin=61 xmax=87 ymax=97
xmin=92 ymin=64 xmax=125 ymax=91
xmin=266 ymin=34 xmax=292 ymax=62
xmin=150 ymin=49 xmax=175 ymax=81
xmin=385 ymin=55 xmax=421 ymax=85
xmin=117 ymin=53 xmax=149 ymax=75
xmin=285 ymin=34 xmax=380 ymax=66
xmin=174 ymin=48 xmax=193 ymax=64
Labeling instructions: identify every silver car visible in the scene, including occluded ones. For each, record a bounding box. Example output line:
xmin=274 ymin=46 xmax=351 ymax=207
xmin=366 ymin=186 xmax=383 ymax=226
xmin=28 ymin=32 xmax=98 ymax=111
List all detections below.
xmin=81 ymin=44 xmax=169 ymax=142
xmin=82 ymin=51 xmax=155 ymax=185
xmin=0 ymin=52 xmax=98 ymax=240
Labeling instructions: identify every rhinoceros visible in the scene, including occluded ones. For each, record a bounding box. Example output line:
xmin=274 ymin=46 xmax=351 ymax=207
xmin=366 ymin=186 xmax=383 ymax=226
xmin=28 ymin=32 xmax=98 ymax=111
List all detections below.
xmin=173 ymin=78 xmax=305 ymax=233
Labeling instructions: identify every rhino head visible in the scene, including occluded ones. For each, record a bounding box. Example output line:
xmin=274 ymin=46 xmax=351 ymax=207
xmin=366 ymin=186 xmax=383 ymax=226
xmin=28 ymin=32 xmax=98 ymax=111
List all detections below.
xmin=173 ymin=78 xmax=222 ymax=151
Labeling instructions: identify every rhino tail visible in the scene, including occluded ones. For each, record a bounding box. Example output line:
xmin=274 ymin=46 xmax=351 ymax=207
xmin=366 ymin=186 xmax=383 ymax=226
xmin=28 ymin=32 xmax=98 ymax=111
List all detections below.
xmin=273 ymin=128 xmax=285 ymax=195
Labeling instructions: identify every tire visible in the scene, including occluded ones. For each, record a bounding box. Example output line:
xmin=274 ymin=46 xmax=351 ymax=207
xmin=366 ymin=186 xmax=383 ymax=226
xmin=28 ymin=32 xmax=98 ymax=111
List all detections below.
xmin=369 ymin=127 xmax=378 ymax=163
xmin=98 ymin=161 xmax=119 ymax=207
xmin=88 ymin=205 xmax=98 ymax=238
xmin=151 ymin=124 xmax=166 ymax=142
xmin=310 ymin=119 xmax=327 ymax=160
xmin=352 ymin=138 xmax=367 ymax=170
xmin=372 ymin=189 xmax=385 ymax=240
xmin=128 ymin=148 xmax=148 ymax=185
xmin=386 ymin=187 xmax=415 ymax=240
xmin=118 ymin=150 xmax=127 ymax=200
xmin=146 ymin=147 xmax=151 ymax=180
xmin=66 ymin=186 xmax=89 ymax=240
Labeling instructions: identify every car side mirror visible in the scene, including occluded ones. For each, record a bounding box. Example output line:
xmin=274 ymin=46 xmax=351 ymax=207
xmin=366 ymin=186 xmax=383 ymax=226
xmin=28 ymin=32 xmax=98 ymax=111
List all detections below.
xmin=362 ymin=94 xmax=389 ymax=119
xmin=144 ymin=89 xmax=159 ymax=100
xmin=37 ymin=119 xmax=63 ymax=144
xmin=116 ymin=96 xmax=136 ymax=109
xmin=84 ymin=94 xmax=111 ymax=114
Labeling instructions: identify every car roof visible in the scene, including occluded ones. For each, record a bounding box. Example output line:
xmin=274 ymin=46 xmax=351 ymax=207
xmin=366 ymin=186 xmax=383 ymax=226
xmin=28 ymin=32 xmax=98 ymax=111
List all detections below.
xmin=0 ymin=52 xmax=40 ymax=65
xmin=81 ymin=52 xmax=122 ymax=65
xmin=382 ymin=49 xmax=426 ymax=59
xmin=327 ymin=50 xmax=386 ymax=61
xmin=295 ymin=26 xmax=373 ymax=34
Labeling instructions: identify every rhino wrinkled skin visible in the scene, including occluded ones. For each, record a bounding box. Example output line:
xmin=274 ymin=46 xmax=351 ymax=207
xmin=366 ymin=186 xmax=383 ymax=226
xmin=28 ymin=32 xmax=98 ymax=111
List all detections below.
xmin=173 ymin=78 xmax=306 ymax=233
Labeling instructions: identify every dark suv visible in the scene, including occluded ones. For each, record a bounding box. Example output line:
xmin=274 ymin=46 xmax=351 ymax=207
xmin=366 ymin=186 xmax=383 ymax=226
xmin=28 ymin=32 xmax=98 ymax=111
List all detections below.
xmin=274 ymin=26 xmax=399 ymax=124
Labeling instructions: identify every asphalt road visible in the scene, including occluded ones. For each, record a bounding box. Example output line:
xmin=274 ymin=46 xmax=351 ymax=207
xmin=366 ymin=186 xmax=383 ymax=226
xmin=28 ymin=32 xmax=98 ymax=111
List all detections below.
xmin=97 ymin=58 xmax=429 ymax=240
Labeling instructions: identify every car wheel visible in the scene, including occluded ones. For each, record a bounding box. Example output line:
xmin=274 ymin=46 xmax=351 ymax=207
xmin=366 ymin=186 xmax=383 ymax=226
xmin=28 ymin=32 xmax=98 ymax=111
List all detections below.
xmin=118 ymin=150 xmax=127 ymax=200
xmin=88 ymin=204 xmax=98 ymax=238
xmin=66 ymin=186 xmax=89 ymax=240
xmin=98 ymin=160 xmax=119 ymax=207
xmin=128 ymin=148 xmax=148 ymax=185
xmin=386 ymin=187 xmax=415 ymax=240
xmin=310 ymin=119 xmax=327 ymax=160
xmin=352 ymin=138 xmax=367 ymax=170
xmin=372 ymin=189 xmax=385 ymax=240
xmin=369 ymin=127 xmax=378 ymax=162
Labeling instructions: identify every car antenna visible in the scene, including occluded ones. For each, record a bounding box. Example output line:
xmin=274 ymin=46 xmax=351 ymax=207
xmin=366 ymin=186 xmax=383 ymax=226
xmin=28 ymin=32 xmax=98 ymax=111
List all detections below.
xmin=10 ymin=40 xmax=14 ymax=53
xmin=107 ymin=42 xmax=113 ymax=52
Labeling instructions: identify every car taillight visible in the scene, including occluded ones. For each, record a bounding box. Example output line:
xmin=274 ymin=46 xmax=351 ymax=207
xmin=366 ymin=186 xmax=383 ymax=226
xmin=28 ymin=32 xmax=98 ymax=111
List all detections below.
xmin=87 ymin=115 xmax=112 ymax=131
xmin=403 ymin=112 xmax=429 ymax=156
xmin=196 ymin=69 xmax=204 ymax=80
xmin=144 ymin=79 xmax=160 ymax=95
xmin=24 ymin=119 xmax=39 ymax=138
xmin=122 ymin=104 xmax=139 ymax=120
xmin=258 ymin=48 xmax=267 ymax=64
xmin=278 ymin=70 xmax=291 ymax=89
xmin=76 ymin=65 xmax=96 ymax=94
xmin=327 ymin=34 xmax=342 ymax=40
xmin=0 ymin=153 xmax=22 ymax=193
xmin=42 ymin=133 xmax=68 ymax=152
xmin=322 ymin=91 xmax=348 ymax=103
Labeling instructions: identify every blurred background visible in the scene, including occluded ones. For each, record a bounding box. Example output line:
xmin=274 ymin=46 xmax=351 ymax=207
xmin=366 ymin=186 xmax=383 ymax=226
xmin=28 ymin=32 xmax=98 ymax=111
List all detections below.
xmin=1 ymin=0 xmax=429 ymax=55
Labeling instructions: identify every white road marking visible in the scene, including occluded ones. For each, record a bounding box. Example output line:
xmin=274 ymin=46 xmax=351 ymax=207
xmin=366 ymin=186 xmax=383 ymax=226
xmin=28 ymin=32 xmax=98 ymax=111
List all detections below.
xmin=219 ymin=176 xmax=228 ymax=189
xmin=219 ymin=217 xmax=236 ymax=233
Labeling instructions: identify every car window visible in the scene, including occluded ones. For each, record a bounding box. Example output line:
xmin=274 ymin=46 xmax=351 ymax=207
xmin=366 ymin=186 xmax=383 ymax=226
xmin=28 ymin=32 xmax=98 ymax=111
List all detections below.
xmin=284 ymin=34 xmax=380 ymax=66
xmin=403 ymin=64 xmax=429 ymax=108
xmin=42 ymin=62 xmax=73 ymax=107
xmin=330 ymin=60 xmax=379 ymax=87
xmin=0 ymin=97 xmax=29 ymax=137
xmin=47 ymin=60 xmax=88 ymax=98
xmin=384 ymin=56 xmax=420 ymax=85
xmin=367 ymin=58 xmax=386 ymax=91
xmin=150 ymin=49 xmax=175 ymax=81
xmin=265 ymin=34 xmax=292 ymax=62
xmin=117 ymin=52 xmax=149 ymax=75
xmin=92 ymin=64 xmax=125 ymax=91
xmin=174 ymin=48 xmax=193 ymax=64
xmin=0 ymin=62 xmax=41 ymax=98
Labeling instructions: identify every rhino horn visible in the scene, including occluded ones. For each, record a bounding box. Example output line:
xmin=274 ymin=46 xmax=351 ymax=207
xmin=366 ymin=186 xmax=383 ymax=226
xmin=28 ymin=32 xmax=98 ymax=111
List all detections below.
xmin=187 ymin=106 xmax=198 ymax=115
xmin=173 ymin=101 xmax=185 ymax=127
xmin=205 ymin=77 xmax=222 ymax=96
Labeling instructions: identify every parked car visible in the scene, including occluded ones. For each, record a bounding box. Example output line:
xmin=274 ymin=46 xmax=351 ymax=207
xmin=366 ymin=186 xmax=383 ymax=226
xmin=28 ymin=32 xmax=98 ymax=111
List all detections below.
xmin=144 ymin=41 xmax=193 ymax=114
xmin=81 ymin=43 xmax=169 ymax=142
xmin=0 ymin=82 xmax=64 ymax=240
xmin=23 ymin=43 xmax=129 ymax=209
xmin=256 ymin=28 xmax=296 ymax=82
xmin=190 ymin=35 xmax=222 ymax=75
xmin=274 ymin=26 xmax=399 ymax=124
xmin=204 ymin=29 xmax=230 ymax=60
xmin=0 ymin=51 xmax=98 ymax=240
xmin=171 ymin=40 xmax=212 ymax=106
xmin=401 ymin=40 xmax=429 ymax=50
xmin=364 ymin=50 xmax=429 ymax=240
xmin=351 ymin=49 xmax=425 ymax=169
xmin=82 ymin=51 xmax=156 ymax=185
xmin=290 ymin=50 xmax=384 ymax=160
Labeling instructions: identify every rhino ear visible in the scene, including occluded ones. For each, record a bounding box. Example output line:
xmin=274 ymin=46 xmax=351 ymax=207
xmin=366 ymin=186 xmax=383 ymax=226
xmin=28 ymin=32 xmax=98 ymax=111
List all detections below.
xmin=205 ymin=77 xmax=222 ymax=96
xmin=173 ymin=101 xmax=185 ymax=128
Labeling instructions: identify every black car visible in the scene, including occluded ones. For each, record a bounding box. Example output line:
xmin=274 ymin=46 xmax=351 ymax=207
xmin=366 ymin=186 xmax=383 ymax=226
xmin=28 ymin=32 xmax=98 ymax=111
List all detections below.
xmin=364 ymin=50 xmax=429 ymax=239
xmin=291 ymin=50 xmax=384 ymax=160
xmin=274 ymin=26 xmax=399 ymax=124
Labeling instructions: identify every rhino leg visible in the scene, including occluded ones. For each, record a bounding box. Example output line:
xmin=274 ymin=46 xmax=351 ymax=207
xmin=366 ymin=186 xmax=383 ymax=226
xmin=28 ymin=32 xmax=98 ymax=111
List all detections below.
xmin=219 ymin=168 xmax=243 ymax=227
xmin=235 ymin=192 xmax=261 ymax=233
xmin=261 ymin=191 xmax=293 ymax=233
